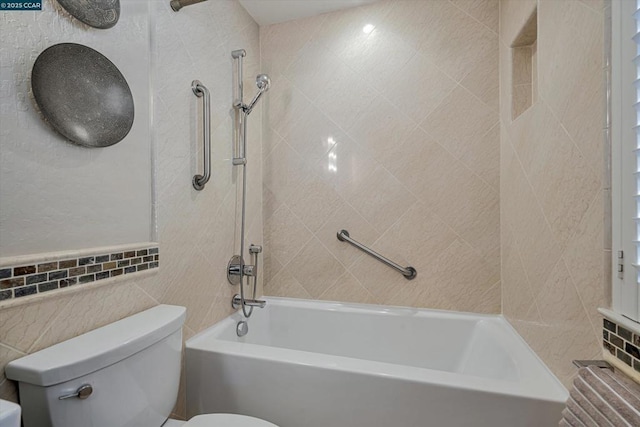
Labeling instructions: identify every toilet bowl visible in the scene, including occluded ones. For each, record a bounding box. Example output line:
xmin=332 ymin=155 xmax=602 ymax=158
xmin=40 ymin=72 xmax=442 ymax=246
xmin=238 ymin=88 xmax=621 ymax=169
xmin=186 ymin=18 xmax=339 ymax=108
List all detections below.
xmin=165 ymin=414 xmax=277 ymax=426
xmin=6 ymin=305 xmax=278 ymax=427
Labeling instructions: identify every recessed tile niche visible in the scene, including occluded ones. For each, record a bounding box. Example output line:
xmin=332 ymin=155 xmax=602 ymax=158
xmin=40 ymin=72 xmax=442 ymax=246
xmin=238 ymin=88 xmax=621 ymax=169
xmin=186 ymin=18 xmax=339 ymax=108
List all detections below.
xmin=511 ymin=8 xmax=537 ymax=120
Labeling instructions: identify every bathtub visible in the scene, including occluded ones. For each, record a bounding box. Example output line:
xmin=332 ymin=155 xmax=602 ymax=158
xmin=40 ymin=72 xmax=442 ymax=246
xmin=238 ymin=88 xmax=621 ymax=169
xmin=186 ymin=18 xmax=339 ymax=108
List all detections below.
xmin=185 ymin=297 xmax=568 ymax=427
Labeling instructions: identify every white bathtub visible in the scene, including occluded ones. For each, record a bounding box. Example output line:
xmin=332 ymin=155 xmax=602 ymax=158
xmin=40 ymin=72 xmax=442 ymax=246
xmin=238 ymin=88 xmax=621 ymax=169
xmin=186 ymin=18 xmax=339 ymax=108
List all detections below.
xmin=185 ymin=297 xmax=568 ymax=427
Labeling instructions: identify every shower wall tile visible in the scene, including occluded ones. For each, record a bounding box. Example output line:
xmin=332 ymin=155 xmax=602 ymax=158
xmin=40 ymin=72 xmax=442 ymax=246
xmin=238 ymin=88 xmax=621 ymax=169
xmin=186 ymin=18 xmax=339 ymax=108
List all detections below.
xmin=346 ymin=165 xmax=417 ymax=233
xmin=502 ymin=133 xmax=563 ymax=296
xmin=501 ymin=223 xmax=539 ymax=322
xmin=264 ymin=76 xmax=313 ymax=136
xmin=288 ymin=238 xmax=347 ymax=298
xmin=261 ymin=19 xmax=315 ymax=76
xmin=266 ymin=268 xmax=312 ymax=299
xmin=414 ymin=1 xmax=497 ymax=83
xmin=262 ymin=0 xmax=501 ymax=313
xmin=284 ymin=104 xmax=346 ymax=163
xmin=450 ymin=0 xmax=500 ymax=33
xmin=263 ymin=140 xmax=309 ymax=205
xmin=286 ymin=174 xmax=343 ymax=233
xmin=380 ymin=53 xmax=457 ymax=124
xmin=313 ymin=136 xmax=379 ymax=200
xmin=318 ymin=271 xmax=376 ymax=304
xmin=421 ymin=85 xmax=499 ymax=159
xmin=538 ymin=0 xmax=604 ymax=182
xmin=314 ymin=63 xmax=378 ymax=131
xmin=348 ymin=96 xmax=416 ymax=162
xmin=459 ymin=123 xmax=501 ymax=191
xmin=500 ymin=0 xmax=607 ymax=388
xmin=264 ymin=204 xmax=314 ymax=263
xmin=0 ymin=0 xmax=262 ymax=416
xmin=459 ymin=45 xmax=500 ymax=111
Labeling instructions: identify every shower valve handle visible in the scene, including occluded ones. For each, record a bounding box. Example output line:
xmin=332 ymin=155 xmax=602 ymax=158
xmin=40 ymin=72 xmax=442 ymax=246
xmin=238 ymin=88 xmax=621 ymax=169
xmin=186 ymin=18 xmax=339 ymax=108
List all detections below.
xmin=243 ymin=265 xmax=255 ymax=276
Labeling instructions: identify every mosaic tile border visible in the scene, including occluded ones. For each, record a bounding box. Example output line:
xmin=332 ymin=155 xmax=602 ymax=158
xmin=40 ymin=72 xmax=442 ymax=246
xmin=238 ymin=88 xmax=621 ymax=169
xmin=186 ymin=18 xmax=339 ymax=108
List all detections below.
xmin=602 ymin=318 xmax=640 ymax=374
xmin=0 ymin=246 xmax=158 ymax=301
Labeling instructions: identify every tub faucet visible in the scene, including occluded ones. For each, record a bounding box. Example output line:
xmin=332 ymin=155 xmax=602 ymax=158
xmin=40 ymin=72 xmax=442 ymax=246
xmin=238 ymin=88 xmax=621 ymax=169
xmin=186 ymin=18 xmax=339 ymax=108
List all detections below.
xmin=232 ymin=295 xmax=266 ymax=309
xmin=228 ymin=244 xmax=267 ymax=312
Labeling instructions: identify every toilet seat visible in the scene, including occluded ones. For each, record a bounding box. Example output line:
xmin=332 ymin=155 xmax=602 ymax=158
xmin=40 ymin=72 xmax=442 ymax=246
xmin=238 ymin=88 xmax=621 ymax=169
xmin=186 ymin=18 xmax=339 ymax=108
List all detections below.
xmin=184 ymin=414 xmax=279 ymax=427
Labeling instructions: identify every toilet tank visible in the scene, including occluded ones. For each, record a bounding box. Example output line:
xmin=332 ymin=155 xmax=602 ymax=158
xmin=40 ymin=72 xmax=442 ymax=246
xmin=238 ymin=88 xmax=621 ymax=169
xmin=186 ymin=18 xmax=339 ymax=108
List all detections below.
xmin=5 ymin=305 xmax=186 ymax=427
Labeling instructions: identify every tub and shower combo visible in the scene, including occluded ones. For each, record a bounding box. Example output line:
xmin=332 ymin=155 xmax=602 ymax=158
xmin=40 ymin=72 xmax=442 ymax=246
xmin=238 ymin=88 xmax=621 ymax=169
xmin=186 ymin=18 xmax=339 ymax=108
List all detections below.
xmin=180 ymin=24 xmax=567 ymax=426
xmin=193 ymin=172 xmax=568 ymax=426
xmin=190 ymin=87 xmax=567 ymax=425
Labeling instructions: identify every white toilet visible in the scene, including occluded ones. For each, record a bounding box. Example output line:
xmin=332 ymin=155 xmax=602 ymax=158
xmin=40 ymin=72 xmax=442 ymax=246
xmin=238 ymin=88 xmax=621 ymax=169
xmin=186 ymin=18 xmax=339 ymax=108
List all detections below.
xmin=5 ymin=305 xmax=278 ymax=427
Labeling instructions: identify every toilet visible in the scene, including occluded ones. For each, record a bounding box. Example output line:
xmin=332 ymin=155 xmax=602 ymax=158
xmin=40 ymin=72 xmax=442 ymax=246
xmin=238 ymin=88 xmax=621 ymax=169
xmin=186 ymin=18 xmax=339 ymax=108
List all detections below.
xmin=5 ymin=305 xmax=278 ymax=427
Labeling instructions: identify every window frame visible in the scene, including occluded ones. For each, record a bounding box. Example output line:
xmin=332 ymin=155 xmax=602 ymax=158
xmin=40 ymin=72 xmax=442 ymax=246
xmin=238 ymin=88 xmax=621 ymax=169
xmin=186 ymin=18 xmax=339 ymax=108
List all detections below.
xmin=612 ymin=0 xmax=640 ymax=322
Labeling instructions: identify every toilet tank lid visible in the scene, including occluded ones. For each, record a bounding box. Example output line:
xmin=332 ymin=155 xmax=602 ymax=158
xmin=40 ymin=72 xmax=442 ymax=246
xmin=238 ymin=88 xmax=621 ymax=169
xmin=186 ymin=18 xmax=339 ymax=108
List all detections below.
xmin=5 ymin=304 xmax=186 ymax=387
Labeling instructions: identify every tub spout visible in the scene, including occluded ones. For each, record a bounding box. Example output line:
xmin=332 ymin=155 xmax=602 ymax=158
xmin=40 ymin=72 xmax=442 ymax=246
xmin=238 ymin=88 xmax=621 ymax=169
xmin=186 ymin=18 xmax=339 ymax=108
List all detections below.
xmin=232 ymin=295 xmax=266 ymax=309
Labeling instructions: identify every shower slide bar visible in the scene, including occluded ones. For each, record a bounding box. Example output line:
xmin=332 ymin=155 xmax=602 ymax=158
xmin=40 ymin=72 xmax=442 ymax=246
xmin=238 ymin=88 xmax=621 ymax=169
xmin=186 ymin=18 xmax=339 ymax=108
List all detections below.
xmin=227 ymin=49 xmax=270 ymax=320
xmin=337 ymin=230 xmax=417 ymax=280
xmin=191 ymin=80 xmax=211 ymax=191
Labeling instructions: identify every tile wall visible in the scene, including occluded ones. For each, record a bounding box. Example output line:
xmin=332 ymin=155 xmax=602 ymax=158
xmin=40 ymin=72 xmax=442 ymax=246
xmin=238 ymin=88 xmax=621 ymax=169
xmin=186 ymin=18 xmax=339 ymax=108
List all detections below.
xmin=602 ymin=317 xmax=640 ymax=380
xmin=499 ymin=0 xmax=608 ymax=387
xmin=261 ymin=0 xmax=502 ymax=313
xmin=0 ymin=244 xmax=159 ymax=301
xmin=0 ymin=0 xmax=262 ymax=419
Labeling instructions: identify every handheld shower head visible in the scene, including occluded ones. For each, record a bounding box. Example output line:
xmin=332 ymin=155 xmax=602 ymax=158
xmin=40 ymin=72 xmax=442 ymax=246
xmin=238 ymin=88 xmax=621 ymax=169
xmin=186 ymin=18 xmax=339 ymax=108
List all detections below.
xmin=256 ymin=74 xmax=271 ymax=91
xmin=244 ymin=74 xmax=271 ymax=115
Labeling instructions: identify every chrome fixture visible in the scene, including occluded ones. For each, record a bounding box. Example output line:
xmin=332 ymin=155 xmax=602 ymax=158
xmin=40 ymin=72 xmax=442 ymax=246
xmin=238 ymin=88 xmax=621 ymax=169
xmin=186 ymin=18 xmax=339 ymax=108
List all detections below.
xmin=191 ymin=80 xmax=211 ymax=191
xmin=243 ymin=74 xmax=271 ymax=115
xmin=232 ymin=295 xmax=267 ymax=309
xmin=236 ymin=320 xmax=249 ymax=337
xmin=170 ymin=0 xmax=207 ymax=12
xmin=58 ymin=384 xmax=93 ymax=400
xmin=231 ymin=50 xmax=271 ymax=165
xmin=337 ymin=229 xmax=417 ymax=280
xmin=231 ymin=49 xmax=247 ymax=166
xmin=227 ymin=49 xmax=269 ymax=318
xmin=229 ymin=244 xmax=266 ymax=317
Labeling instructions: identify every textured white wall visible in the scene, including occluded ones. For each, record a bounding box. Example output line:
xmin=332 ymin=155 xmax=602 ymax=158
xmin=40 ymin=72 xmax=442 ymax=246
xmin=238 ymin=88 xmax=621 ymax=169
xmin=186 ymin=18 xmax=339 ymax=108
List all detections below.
xmin=0 ymin=0 xmax=152 ymax=257
xmin=0 ymin=2 xmax=262 ymax=419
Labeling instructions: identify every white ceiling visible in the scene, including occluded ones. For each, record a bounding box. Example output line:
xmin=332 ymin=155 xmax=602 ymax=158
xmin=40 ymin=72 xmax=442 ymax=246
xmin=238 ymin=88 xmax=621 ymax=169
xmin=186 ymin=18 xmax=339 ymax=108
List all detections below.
xmin=238 ymin=0 xmax=381 ymax=26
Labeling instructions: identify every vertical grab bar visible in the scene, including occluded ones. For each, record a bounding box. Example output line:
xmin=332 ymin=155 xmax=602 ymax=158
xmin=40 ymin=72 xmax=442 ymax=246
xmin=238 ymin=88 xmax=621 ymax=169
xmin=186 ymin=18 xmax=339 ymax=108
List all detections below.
xmin=192 ymin=80 xmax=211 ymax=191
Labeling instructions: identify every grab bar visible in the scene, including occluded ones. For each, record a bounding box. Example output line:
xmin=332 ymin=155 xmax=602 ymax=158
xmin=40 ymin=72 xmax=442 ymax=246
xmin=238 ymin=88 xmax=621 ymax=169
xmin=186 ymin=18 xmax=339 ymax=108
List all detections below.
xmin=337 ymin=229 xmax=417 ymax=280
xmin=192 ymin=80 xmax=211 ymax=191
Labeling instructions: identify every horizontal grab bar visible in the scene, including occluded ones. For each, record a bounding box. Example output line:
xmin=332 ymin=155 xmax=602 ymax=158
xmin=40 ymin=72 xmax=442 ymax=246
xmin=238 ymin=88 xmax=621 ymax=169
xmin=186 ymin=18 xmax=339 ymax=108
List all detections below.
xmin=337 ymin=230 xmax=417 ymax=280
